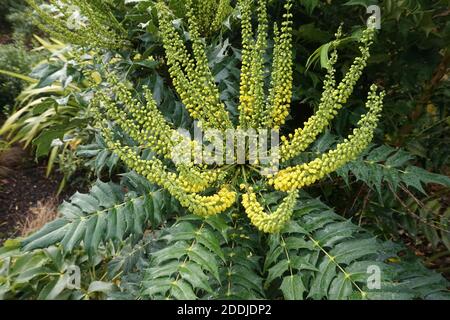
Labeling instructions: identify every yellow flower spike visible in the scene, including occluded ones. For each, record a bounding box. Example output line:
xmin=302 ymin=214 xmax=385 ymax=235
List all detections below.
xmin=177 ymin=166 xmax=225 ymax=193
xmin=93 ymin=75 xmax=184 ymax=160
xmin=242 ymin=189 xmax=299 ymax=233
xmin=189 ymin=0 xmax=232 ymax=36
xmin=265 ymin=1 xmax=294 ymax=128
xmin=157 ymin=1 xmax=232 ymax=131
xmin=274 ymin=85 xmax=385 ymax=192
xmin=280 ymin=26 xmax=376 ymax=162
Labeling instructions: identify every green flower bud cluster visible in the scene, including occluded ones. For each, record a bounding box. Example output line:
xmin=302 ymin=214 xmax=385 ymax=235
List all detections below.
xmin=242 ymin=187 xmax=299 ymax=233
xmin=238 ymin=0 xmax=294 ymax=129
xmin=99 ymin=125 xmax=236 ymax=217
xmin=93 ymin=72 xmax=227 ymax=193
xmin=238 ymin=0 xmax=268 ymax=128
xmin=272 ymin=85 xmax=384 ymax=192
xmin=211 ymin=0 xmax=233 ymax=34
xmin=93 ymin=82 xmax=235 ymax=217
xmin=26 ymin=0 xmax=128 ymax=49
xmin=94 ymin=75 xmax=180 ymax=159
xmin=280 ymin=27 xmax=376 ymax=162
xmin=237 ymin=0 xmax=255 ymax=127
xmin=190 ymin=0 xmax=232 ymax=36
xmin=157 ymin=1 xmax=232 ymax=131
xmin=177 ymin=185 xmax=236 ymax=217
xmin=177 ymin=164 xmax=227 ymax=193
xmin=265 ymin=1 xmax=294 ymax=129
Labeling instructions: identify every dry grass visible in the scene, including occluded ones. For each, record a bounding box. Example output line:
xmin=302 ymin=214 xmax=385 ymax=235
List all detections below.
xmin=18 ymin=198 xmax=59 ymax=236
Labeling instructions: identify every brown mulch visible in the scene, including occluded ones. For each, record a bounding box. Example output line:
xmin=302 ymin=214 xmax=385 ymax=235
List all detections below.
xmin=0 ymin=148 xmax=74 ymax=243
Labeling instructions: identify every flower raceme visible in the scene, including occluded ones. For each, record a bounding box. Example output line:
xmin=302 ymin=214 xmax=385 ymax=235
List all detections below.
xmin=271 ymin=85 xmax=385 ymax=192
xmin=190 ymin=0 xmax=232 ymax=36
xmin=94 ymin=0 xmax=384 ymax=233
xmin=242 ymin=187 xmax=299 ymax=234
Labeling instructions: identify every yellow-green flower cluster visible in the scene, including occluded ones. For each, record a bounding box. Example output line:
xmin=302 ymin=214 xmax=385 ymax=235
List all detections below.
xmin=280 ymin=26 xmax=376 ymax=162
xmin=178 ymin=164 xmax=226 ymax=193
xmin=26 ymin=0 xmax=128 ymax=49
xmin=94 ymin=75 xmax=180 ymax=159
xmin=178 ymin=185 xmax=236 ymax=216
xmin=265 ymin=1 xmax=293 ymax=129
xmin=238 ymin=0 xmax=293 ymax=129
xmin=243 ymin=0 xmax=268 ymax=128
xmin=238 ymin=0 xmax=266 ymax=128
xmin=190 ymin=0 xmax=232 ymax=36
xmin=93 ymin=79 xmax=236 ymax=217
xmin=237 ymin=0 xmax=255 ymax=127
xmin=157 ymin=1 xmax=232 ymax=131
xmin=94 ymin=73 xmax=228 ymax=196
xmin=99 ymin=127 xmax=236 ymax=217
xmin=272 ymin=85 xmax=384 ymax=192
xmin=242 ymin=187 xmax=299 ymax=233
xmin=211 ymin=0 xmax=233 ymax=34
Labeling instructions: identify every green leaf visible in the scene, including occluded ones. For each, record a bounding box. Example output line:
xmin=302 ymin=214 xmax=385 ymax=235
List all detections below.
xmin=87 ymin=281 xmax=116 ymax=294
xmin=266 ymin=260 xmax=289 ymax=285
xmin=89 ymin=212 xmax=107 ymax=255
xmin=33 ymin=129 xmax=66 ymax=158
xmin=170 ymin=280 xmax=197 ymax=300
xmin=280 ymin=275 xmax=305 ymax=300
xmin=21 ymin=178 xmax=170 ymax=254
xmin=266 ymin=195 xmax=450 ymax=300
xmin=38 ymin=275 xmax=69 ymax=300
xmin=179 ymin=263 xmax=213 ymax=293
xmin=197 ymin=229 xmax=225 ymax=262
xmin=22 ymin=225 xmax=69 ymax=251
xmin=152 ymin=242 xmax=190 ymax=266
xmin=61 ymin=219 xmax=87 ymax=252
xmin=188 ymin=244 xmax=220 ymax=282
xmin=300 ymin=0 xmax=319 ymax=14
xmin=328 ymin=273 xmax=353 ymax=300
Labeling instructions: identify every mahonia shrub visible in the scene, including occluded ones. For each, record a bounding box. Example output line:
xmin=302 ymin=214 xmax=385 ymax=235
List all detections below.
xmin=0 ymin=0 xmax=449 ymax=300
xmin=93 ymin=0 xmax=384 ymax=234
